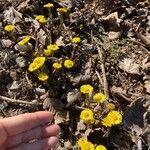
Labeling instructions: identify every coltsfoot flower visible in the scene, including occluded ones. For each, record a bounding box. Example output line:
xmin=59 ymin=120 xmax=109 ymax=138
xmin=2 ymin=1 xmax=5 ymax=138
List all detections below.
xmin=95 ymin=145 xmax=107 ymax=150
xmin=52 ymin=62 xmax=62 ymax=69
xmin=93 ymin=93 xmax=106 ymax=103
xmin=77 ymin=138 xmax=94 ymax=150
xmin=47 ymin=44 xmax=59 ymax=51
xmin=72 ymin=37 xmax=81 ymax=43
xmin=106 ymin=103 xmax=115 ymax=110
xmin=4 ymin=24 xmax=15 ymax=32
xmin=28 ymin=62 xmax=40 ymax=72
xmin=57 ymin=8 xmax=68 ymax=13
xmin=80 ymin=84 xmax=93 ymax=94
xmin=33 ymin=57 xmax=46 ymax=67
xmin=28 ymin=57 xmax=46 ymax=72
xmin=80 ymin=109 xmax=95 ymax=124
xmin=18 ymin=36 xmax=31 ymax=45
xmin=64 ymin=59 xmax=74 ymax=69
xmin=38 ymin=72 xmax=49 ymax=81
xmin=44 ymin=49 xmax=53 ymax=56
xmin=102 ymin=110 xmax=122 ymax=127
xmin=43 ymin=3 xmax=54 ymax=8
xmin=35 ymin=15 xmax=47 ymax=24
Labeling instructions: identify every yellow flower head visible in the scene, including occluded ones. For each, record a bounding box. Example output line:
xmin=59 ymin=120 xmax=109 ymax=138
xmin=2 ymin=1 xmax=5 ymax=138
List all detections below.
xmin=64 ymin=59 xmax=74 ymax=69
xmin=35 ymin=15 xmax=47 ymax=24
xmin=47 ymin=44 xmax=59 ymax=52
xmin=57 ymin=8 xmax=68 ymax=13
xmin=72 ymin=37 xmax=81 ymax=43
xmin=93 ymin=93 xmax=106 ymax=103
xmin=33 ymin=57 xmax=46 ymax=68
xmin=18 ymin=36 xmax=31 ymax=45
xmin=102 ymin=110 xmax=122 ymax=127
xmin=43 ymin=3 xmax=54 ymax=8
xmin=4 ymin=24 xmax=15 ymax=32
xmin=44 ymin=49 xmax=53 ymax=56
xmin=77 ymin=138 xmax=95 ymax=150
xmin=80 ymin=84 xmax=93 ymax=94
xmin=38 ymin=72 xmax=49 ymax=81
xmin=106 ymin=103 xmax=115 ymax=110
xmin=95 ymin=145 xmax=107 ymax=150
xmin=28 ymin=62 xmax=40 ymax=72
xmin=28 ymin=57 xmax=46 ymax=72
xmin=52 ymin=62 xmax=62 ymax=69
xmin=80 ymin=109 xmax=95 ymax=124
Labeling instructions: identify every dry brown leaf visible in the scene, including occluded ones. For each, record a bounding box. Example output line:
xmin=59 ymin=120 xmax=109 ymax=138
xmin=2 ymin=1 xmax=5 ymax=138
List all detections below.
xmin=67 ymin=89 xmax=81 ymax=105
xmin=54 ymin=0 xmax=75 ymax=8
xmin=124 ymin=98 xmax=150 ymax=141
xmin=56 ymin=36 xmax=65 ymax=46
xmin=108 ymin=31 xmax=121 ymax=40
xmin=144 ymin=81 xmax=150 ymax=94
xmin=101 ymin=12 xmax=121 ymax=31
xmin=37 ymin=29 xmax=46 ymax=45
xmin=4 ymin=7 xmax=22 ymax=24
xmin=118 ymin=58 xmax=140 ymax=74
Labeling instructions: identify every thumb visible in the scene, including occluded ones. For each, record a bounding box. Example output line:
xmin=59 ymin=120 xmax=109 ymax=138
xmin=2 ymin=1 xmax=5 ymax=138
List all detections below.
xmin=0 ymin=122 xmax=7 ymax=145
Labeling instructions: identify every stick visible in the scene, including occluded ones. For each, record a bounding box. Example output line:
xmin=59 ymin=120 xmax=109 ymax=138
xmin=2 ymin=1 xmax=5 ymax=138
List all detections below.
xmin=0 ymin=95 xmax=42 ymax=106
xmin=93 ymin=37 xmax=109 ymax=98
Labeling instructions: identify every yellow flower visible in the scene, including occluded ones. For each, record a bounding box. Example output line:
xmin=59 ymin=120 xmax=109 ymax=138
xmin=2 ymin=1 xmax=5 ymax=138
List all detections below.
xmin=44 ymin=49 xmax=53 ymax=56
xmin=52 ymin=62 xmax=62 ymax=69
xmin=77 ymin=138 xmax=95 ymax=150
xmin=28 ymin=57 xmax=46 ymax=72
xmin=64 ymin=59 xmax=74 ymax=69
xmin=106 ymin=103 xmax=115 ymax=110
xmin=57 ymin=8 xmax=68 ymax=13
xmin=18 ymin=36 xmax=31 ymax=45
xmin=93 ymin=93 xmax=106 ymax=103
xmin=80 ymin=84 xmax=93 ymax=94
xmin=33 ymin=57 xmax=46 ymax=68
xmin=4 ymin=25 xmax=15 ymax=32
xmin=35 ymin=15 xmax=47 ymax=24
xmin=72 ymin=37 xmax=81 ymax=43
xmin=28 ymin=62 xmax=40 ymax=72
xmin=47 ymin=44 xmax=59 ymax=52
xmin=80 ymin=109 xmax=95 ymax=124
xmin=38 ymin=72 xmax=49 ymax=81
xmin=43 ymin=3 xmax=54 ymax=8
xmin=95 ymin=145 xmax=107 ymax=150
xmin=102 ymin=111 xmax=122 ymax=127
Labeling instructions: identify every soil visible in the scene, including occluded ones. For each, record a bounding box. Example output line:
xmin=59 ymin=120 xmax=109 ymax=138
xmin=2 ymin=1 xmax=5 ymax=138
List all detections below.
xmin=0 ymin=0 xmax=150 ymax=149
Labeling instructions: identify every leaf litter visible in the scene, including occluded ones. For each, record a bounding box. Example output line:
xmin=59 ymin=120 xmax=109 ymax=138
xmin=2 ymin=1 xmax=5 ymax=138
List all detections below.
xmin=0 ymin=0 xmax=150 ymax=149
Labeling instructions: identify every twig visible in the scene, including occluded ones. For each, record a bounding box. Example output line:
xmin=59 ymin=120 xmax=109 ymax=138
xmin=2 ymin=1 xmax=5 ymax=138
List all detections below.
xmin=25 ymin=71 xmax=33 ymax=87
xmin=93 ymin=37 xmax=109 ymax=98
xmin=0 ymin=95 xmax=42 ymax=106
xmin=95 ymin=70 xmax=103 ymax=89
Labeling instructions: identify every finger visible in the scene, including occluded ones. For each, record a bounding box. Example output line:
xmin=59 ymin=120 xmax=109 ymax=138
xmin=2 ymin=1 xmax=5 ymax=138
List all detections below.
xmin=0 ymin=122 xmax=7 ymax=145
xmin=0 ymin=111 xmax=53 ymax=136
xmin=10 ymin=136 xmax=59 ymax=150
xmin=6 ymin=124 xmax=60 ymax=148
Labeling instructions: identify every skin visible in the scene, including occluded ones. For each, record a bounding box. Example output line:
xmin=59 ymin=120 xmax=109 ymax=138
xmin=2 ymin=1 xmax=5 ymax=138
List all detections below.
xmin=0 ymin=111 xmax=60 ymax=150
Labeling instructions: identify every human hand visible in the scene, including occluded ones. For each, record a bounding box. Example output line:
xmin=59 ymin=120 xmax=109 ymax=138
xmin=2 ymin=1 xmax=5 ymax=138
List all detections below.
xmin=0 ymin=111 xmax=60 ymax=150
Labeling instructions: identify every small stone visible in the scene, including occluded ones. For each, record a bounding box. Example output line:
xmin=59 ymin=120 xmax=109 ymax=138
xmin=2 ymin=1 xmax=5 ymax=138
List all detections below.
xmin=16 ymin=57 xmax=26 ymax=68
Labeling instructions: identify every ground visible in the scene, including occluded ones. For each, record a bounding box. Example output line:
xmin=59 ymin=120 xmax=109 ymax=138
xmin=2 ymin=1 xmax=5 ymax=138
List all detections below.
xmin=0 ymin=0 xmax=150 ymax=150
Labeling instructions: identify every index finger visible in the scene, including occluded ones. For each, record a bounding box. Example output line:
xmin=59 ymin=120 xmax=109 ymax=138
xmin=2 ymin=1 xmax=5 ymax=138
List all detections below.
xmin=0 ymin=111 xmax=53 ymax=136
